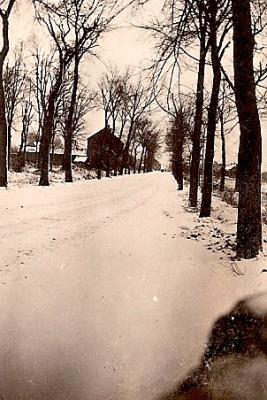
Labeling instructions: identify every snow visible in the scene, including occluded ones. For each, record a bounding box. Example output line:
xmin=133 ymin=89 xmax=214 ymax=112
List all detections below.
xmin=179 ymin=188 xmax=267 ymax=266
xmin=8 ymin=165 xmax=97 ymax=186
xmin=0 ymin=172 xmax=266 ymax=400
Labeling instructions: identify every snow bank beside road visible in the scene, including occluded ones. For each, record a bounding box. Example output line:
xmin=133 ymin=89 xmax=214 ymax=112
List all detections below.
xmin=7 ymin=165 xmax=97 ymax=187
xmin=177 ymin=185 xmax=267 ymax=277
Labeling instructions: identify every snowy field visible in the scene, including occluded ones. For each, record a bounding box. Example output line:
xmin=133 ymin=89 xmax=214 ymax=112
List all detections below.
xmin=0 ymin=172 xmax=266 ymax=400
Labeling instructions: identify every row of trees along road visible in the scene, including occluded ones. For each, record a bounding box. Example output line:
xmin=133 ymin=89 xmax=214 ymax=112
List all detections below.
xmin=0 ymin=0 xmax=265 ymax=260
xmin=96 ymin=67 xmax=160 ymax=177
xmin=0 ymin=0 xmax=150 ymax=188
xmin=146 ymin=0 xmax=266 ymax=259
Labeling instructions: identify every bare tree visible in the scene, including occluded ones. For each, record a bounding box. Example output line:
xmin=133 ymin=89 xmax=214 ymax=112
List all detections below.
xmin=142 ymin=0 xmax=210 ymax=206
xmin=4 ymin=44 xmax=26 ymax=169
xmin=187 ymin=0 xmax=210 ymax=207
xmin=97 ymin=67 xmax=126 ymax=132
xmin=15 ymin=81 xmax=34 ymax=171
xmin=71 ymin=86 xmax=96 ymax=144
xmin=232 ymin=0 xmax=262 ymax=258
xmin=59 ymin=80 xmax=95 ymax=169
xmin=119 ymin=75 xmax=154 ymax=175
xmin=199 ymin=0 xmax=231 ymax=217
xmin=150 ymin=78 xmax=195 ymax=190
xmin=0 ymin=0 xmax=16 ymax=187
xmin=33 ymin=1 xmax=76 ymax=185
xmin=143 ymin=130 xmax=160 ymax=172
xmin=34 ymin=0 xmax=148 ymax=185
xmin=134 ymin=117 xmax=153 ymax=173
xmin=217 ymin=79 xmax=236 ymax=192
xmin=97 ymin=67 xmax=133 ymax=176
xmin=31 ymin=46 xmax=55 ymax=167
xmin=166 ymin=98 xmax=193 ymax=190
xmin=59 ymin=0 xmax=107 ymax=183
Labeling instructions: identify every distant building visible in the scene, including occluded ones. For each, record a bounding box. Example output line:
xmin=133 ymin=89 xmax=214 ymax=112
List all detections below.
xmin=86 ymin=126 xmax=124 ymax=171
xmin=10 ymin=146 xmax=87 ymax=169
xmin=72 ymin=155 xmax=88 ymax=165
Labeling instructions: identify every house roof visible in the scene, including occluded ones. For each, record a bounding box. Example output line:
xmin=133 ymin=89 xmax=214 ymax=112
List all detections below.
xmin=87 ymin=127 xmax=112 ymax=141
xmin=73 ymin=155 xmax=87 ymax=162
xmin=21 ymin=146 xmax=86 ymax=157
xmin=87 ymin=128 xmax=124 ymax=151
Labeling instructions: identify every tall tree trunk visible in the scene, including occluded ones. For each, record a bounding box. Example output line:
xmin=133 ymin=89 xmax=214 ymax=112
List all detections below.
xmin=39 ymin=62 xmax=64 ymax=186
xmin=176 ymin=118 xmax=184 ymax=190
xmin=38 ymin=128 xmax=45 ymax=169
xmin=143 ymin=148 xmax=148 ymax=173
xmin=34 ymin=130 xmax=41 ymax=167
xmin=176 ymin=158 xmax=183 ymax=190
xmin=0 ymin=8 xmax=12 ymax=187
xmin=172 ymin=161 xmax=177 ymax=182
xmin=64 ymin=133 xmax=73 ymax=180
xmin=0 ymin=63 xmax=7 ymax=186
xmin=133 ymin=147 xmax=137 ymax=173
xmin=50 ymin=130 xmax=56 ymax=171
xmin=106 ymin=121 xmax=116 ymax=178
xmin=23 ymin=139 xmax=27 ymax=166
xmin=0 ymin=1 xmax=16 ymax=185
xmin=7 ymin=122 xmax=12 ymax=170
xmin=138 ymin=146 xmax=145 ymax=173
xmin=199 ymin=5 xmax=221 ymax=218
xmin=188 ymin=32 xmax=207 ymax=206
xmin=115 ymin=120 xmax=126 ymax=175
xmin=39 ymin=124 xmax=52 ymax=185
xmin=119 ymin=124 xmax=133 ymax=175
xmin=64 ymin=55 xmax=79 ymax=183
xmin=18 ymin=121 xmax=27 ymax=171
xmin=14 ymin=123 xmax=25 ymax=172
xmin=219 ymin=113 xmax=226 ymax=192
xmin=232 ymin=0 xmax=262 ymax=258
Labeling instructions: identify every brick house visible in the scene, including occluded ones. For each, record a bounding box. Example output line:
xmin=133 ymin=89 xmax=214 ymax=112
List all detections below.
xmin=86 ymin=126 xmax=124 ymax=171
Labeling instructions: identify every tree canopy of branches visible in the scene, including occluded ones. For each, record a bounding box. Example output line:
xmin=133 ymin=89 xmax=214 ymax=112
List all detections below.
xmin=15 ymin=79 xmax=34 ymax=171
xmin=31 ymin=46 xmax=55 ymax=167
xmin=144 ymin=0 xmax=265 ymax=259
xmin=217 ymin=79 xmax=236 ymax=192
xmin=166 ymin=97 xmax=193 ymax=190
xmin=97 ymin=66 xmax=126 ymax=132
xmin=4 ymin=44 xmax=26 ymax=169
xmin=33 ymin=0 xmax=137 ymax=185
xmin=95 ymin=67 xmax=156 ymax=177
xmin=199 ymin=0 xmax=231 ymax=218
xmin=142 ymin=0 xmax=211 ymax=206
xmin=119 ymin=75 xmax=154 ymax=175
xmin=133 ymin=116 xmax=160 ymax=174
xmin=58 ymin=78 xmax=95 ymax=163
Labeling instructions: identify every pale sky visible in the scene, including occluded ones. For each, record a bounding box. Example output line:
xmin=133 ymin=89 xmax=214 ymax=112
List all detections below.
xmin=6 ymin=0 xmax=267 ymax=170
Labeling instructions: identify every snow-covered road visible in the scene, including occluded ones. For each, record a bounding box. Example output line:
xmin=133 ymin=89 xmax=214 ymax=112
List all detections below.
xmin=0 ymin=173 xmax=265 ymax=400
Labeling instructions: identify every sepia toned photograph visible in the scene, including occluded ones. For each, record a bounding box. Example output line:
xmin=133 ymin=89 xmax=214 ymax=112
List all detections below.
xmin=0 ymin=0 xmax=266 ymax=399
